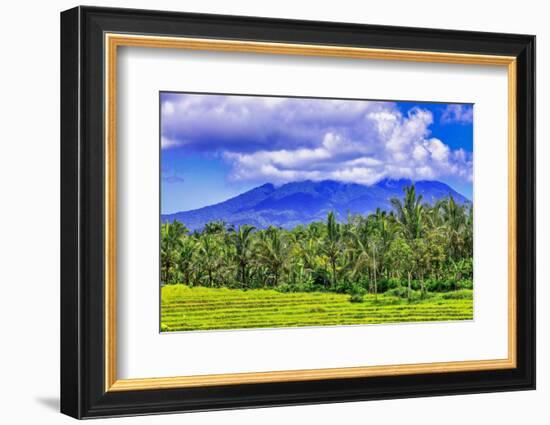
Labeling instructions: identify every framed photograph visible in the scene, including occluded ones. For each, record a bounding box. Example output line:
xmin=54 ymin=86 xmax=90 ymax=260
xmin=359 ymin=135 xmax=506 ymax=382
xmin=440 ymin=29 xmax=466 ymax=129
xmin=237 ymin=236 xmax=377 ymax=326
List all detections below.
xmin=60 ymin=6 xmax=535 ymax=419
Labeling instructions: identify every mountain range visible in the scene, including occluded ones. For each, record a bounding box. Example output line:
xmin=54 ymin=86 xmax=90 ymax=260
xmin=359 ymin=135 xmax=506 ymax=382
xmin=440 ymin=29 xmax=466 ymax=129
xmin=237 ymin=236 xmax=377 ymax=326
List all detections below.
xmin=161 ymin=179 xmax=470 ymax=231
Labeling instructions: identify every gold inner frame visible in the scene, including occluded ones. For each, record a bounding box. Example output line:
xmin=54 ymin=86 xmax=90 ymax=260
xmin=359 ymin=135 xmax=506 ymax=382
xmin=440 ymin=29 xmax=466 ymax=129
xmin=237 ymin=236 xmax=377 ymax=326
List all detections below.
xmin=104 ymin=33 xmax=517 ymax=392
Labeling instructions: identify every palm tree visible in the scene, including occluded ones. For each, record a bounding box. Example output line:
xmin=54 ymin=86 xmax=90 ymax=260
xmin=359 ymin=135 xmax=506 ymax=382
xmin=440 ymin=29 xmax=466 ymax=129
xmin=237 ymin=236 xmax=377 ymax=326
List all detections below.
xmin=177 ymin=237 xmax=196 ymax=286
xmin=348 ymin=225 xmax=370 ymax=282
xmin=161 ymin=220 xmax=188 ymax=249
xmin=198 ymin=235 xmax=220 ymax=287
xmin=440 ymin=196 xmax=464 ymax=228
xmin=323 ymin=212 xmax=342 ymax=287
xmin=390 ymin=185 xmax=425 ymax=240
xmin=233 ymin=225 xmax=255 ymax=287
xmin=463 ymin=205 xmax=474 ymax=257
xmin=160 ymin=221 xmax=188 ymax=284
xmin=386 ymin=237 xmax=415 ymax=299
xmin=256 ymin=227 xmax=287 ymax=287
xmin=203 ymin=220 xmax=226 ymax=235
xmin=370 ymin=208 xmax=397 ymax=279
xmin=160 ymin=244 xmax=178 ymax=284
xmin=439 ymin=196 xmax=467 ymax=260
xmin=298 ymin=237 xmax=320 ymax=283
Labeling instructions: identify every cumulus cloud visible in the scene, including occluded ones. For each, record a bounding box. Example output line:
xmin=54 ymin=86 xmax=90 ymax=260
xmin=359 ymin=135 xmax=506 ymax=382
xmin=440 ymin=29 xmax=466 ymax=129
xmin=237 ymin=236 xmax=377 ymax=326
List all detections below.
xmin=161 ymin=93 xmax=473 ymax=185
xmin=441 ymin=104 xmax=473 ymax=124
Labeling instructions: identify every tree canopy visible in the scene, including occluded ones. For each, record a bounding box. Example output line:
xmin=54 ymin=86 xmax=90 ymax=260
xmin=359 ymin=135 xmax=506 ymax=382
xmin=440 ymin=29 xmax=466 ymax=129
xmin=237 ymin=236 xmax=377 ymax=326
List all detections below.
xmin=161 ymin=185 xmax=473 ymax=299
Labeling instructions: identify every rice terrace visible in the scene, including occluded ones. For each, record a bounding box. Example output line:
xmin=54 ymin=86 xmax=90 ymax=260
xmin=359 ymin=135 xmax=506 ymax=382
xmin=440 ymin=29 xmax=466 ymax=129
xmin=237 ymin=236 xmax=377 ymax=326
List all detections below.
xmin=161 ymin=286 xmax=473 ymax=332
xmin=160 ymin=93 xmax=475 ymax=332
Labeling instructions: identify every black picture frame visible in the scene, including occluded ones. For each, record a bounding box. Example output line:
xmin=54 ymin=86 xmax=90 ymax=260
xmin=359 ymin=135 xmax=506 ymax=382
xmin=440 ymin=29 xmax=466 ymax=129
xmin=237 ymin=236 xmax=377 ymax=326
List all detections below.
xmin=61 ymin=5 xmax=535 ymax=419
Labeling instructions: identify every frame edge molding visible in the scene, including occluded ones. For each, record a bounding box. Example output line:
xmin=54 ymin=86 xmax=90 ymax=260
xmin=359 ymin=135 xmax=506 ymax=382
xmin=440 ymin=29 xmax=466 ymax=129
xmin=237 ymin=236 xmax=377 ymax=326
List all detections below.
xmin=60 ymin=6 xmax=536 ymax=419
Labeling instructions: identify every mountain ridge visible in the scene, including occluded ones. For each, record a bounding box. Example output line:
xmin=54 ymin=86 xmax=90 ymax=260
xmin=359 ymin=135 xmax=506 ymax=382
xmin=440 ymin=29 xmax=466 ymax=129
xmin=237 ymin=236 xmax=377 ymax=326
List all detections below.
xmin=162 ymin=179 xmax=470 ymax=231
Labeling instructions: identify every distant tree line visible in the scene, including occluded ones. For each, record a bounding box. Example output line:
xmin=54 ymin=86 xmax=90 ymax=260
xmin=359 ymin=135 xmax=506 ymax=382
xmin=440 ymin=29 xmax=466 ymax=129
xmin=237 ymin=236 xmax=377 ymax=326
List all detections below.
xmin=161 ymin=186 xmax=473 ymax=300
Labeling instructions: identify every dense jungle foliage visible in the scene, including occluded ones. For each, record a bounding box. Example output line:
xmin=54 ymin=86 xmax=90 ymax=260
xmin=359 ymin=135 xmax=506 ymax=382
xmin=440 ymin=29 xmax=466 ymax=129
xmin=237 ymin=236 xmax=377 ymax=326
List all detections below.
xmin=161 ymin=186 xmax=473 ymax=301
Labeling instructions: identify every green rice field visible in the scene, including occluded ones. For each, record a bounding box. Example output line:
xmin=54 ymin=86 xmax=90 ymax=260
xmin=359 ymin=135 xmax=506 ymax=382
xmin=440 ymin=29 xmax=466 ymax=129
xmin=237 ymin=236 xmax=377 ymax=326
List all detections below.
xmin=160 ymin=285 xmax=473 ymax=332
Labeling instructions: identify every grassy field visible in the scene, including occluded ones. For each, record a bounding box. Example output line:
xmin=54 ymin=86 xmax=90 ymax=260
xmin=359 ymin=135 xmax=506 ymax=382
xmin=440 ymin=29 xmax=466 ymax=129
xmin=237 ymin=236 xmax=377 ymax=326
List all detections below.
xmin=161 ymin=285 xmax=473 ymax=332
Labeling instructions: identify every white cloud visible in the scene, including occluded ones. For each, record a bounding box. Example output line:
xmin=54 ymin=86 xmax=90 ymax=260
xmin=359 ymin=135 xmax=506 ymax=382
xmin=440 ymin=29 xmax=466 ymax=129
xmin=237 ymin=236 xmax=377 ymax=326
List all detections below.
xmin=222 ymin=104 xmax=471 ymax=185
xmin=162 ymin=101 xmax=175 ymax=116
xmin=412 ymin=145 xmax=429 ymax=162
xmin=162 ymin=93 xmax=473 ymax=186
xmin=427 ymin=138 xmax=450 ymax=162
xmin=441 ymin=104 xmax=473 ymax=124
xmin=161 ymin=136 xmax=182 ymax=149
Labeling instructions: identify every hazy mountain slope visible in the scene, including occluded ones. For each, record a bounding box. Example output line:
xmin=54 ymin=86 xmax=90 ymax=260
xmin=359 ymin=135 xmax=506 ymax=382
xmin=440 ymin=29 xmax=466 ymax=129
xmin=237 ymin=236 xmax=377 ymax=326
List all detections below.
xmin=162 ymin=179 xmax=469 ymax=230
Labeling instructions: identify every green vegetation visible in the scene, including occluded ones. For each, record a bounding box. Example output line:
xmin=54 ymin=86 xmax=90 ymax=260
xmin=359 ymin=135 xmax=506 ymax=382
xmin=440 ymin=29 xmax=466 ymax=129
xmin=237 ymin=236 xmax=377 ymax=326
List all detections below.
xmin=161 ymin=285 xmax=473 ymax=331
xmin=160 ymin=185 xmax=473 ymax=330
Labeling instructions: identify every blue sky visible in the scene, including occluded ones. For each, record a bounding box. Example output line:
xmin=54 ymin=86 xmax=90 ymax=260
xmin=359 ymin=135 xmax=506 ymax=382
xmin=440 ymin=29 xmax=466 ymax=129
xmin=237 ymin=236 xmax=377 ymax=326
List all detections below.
xmin=161 ymin=93 xmax=473 ymax=214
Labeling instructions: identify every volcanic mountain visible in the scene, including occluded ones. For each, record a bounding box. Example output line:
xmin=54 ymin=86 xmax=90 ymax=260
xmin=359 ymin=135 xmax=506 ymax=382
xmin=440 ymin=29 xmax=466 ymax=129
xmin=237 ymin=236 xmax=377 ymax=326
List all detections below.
xmin=161 ymin=179 xmax=470 ymax=231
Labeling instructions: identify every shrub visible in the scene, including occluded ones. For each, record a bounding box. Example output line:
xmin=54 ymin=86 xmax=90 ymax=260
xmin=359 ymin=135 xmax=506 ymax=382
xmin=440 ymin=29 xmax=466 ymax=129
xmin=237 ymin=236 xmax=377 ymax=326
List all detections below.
xmin=386 ymin=287 xmax=408 ymax=298
xmin=385 ymin=287 xmax=435 ymax=301
xmin=457 ymin=279 xmax=473 ymax=290
xmin=333 ymin=281 xmax=355 ymax=294
xmin=347 ymin=283 xmax=366 ymax=303
xmin=298 ymin=282 xmax=320 ymax=292
xmin=426 ymin=279 xmax=473 ymax=292
xmin=275 ymin=283 xmax=294 ymax=293
xmin=441 ymin=289 xmax=473 ymax=300
xmin=311 ymin=269 xmax=331 ymax=288
xmin=276 ymin=278 xmax=320 ymax=293
xmin=400 ymin=289 xmax=431 ymax=302
xmin=376 ymin=278 xmax=401 ymax=293
xmin=411 ymin=280 xmax=422 ymax=291
xmin=349 ymin=293 xmax=364 ymax=303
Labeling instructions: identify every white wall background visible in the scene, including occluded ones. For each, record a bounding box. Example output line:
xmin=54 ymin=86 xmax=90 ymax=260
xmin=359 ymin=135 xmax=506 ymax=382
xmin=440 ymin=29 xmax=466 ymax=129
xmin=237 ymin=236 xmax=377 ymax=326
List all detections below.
xmin=0 ymin=0 xmax=544 ymax=423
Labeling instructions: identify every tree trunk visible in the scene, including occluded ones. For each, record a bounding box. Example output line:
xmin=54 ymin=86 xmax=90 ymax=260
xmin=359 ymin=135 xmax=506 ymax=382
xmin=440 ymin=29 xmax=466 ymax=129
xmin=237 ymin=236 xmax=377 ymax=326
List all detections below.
xmin=331 ymin=259 xmax=337 ymax=288
xmin=240 ymin=262 xmax=246 ymax=287
xmin=373 ymin=258 xmax=378 ymax=301
xmin=407 ymin=271 xmax=412 ymax=300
